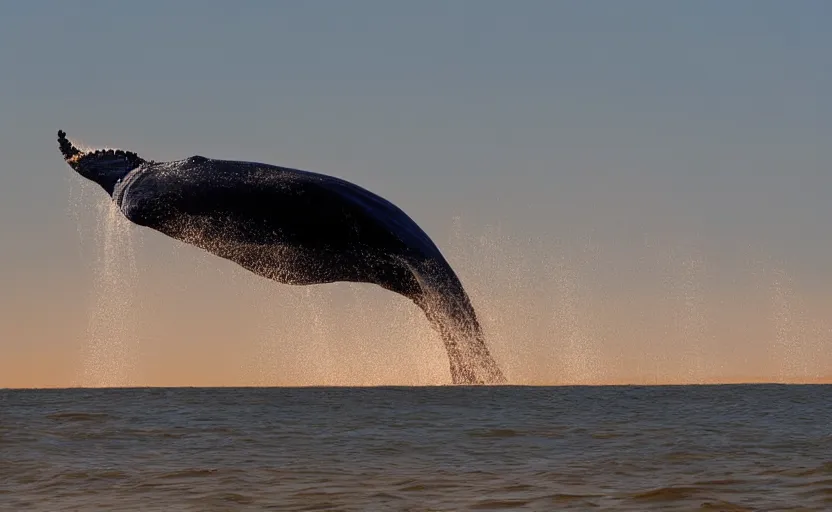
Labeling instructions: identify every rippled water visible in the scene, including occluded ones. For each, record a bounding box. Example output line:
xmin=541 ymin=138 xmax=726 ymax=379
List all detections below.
xmin=1 ymin=386 xmax=831 ymax=511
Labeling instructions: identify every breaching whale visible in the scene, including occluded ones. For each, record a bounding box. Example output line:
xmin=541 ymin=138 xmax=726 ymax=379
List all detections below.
xmin=57 ymin=130 xmax=505 ymax=385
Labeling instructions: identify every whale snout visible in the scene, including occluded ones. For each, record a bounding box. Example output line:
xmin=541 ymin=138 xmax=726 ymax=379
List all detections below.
xmin=57 ymin=129 xmax=146 ymax=195
xmin=57 ymin=129 xmax=83 ymax=163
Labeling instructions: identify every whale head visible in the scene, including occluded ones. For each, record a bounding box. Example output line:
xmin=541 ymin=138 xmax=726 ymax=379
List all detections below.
xmin=58 ymin=130 xmax=146 ymax=196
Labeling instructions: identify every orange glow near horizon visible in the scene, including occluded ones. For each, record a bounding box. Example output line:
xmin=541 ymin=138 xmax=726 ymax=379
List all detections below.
xmin=3 ymin=189 xmax=832 ymax=390
xmin=3 ymin=253 xmax=831 ymax=389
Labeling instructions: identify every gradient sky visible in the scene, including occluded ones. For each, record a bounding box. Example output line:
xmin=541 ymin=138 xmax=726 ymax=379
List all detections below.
xmin=2 ymin=1 xmax=831 ymax=387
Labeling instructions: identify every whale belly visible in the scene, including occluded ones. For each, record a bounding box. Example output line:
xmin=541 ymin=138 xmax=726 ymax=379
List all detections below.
xmin=117 ymin=163 xmax=425 ymax=299
xmin=154 ymin=211 xmax=364 ymax=286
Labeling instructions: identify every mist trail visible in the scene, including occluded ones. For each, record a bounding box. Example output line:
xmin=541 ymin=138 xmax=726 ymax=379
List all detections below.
xmin=552 ymin=234 xmax=603 ymax=385
xmin=769 ymin=270 xmax=802 ymax=381
xmin=445 ymin=218 xmax=605 ymax=385
xmin=75 ymin=208 xmax=827 ymax=387
xmin=246 ymin=256 xmax=448 ymax=386
xmin=65 ymin=179 xmax=829 ymax=386
xmin=756 ymin=262 xmax=824 ymax=383
xmin=676 ymin=250 xmax=708 ymax=383
xmin=70 ymin=184 xmax=140 ymax=387
xmin=656 ymin=240 xmax=711 ymax=384
xmin=437 ymin=222 xmax=828 ymax=385
xmin=251 ymin=281 xmax=448 ymax=386
xmin=253 ymin=285 xmax=338 ymax=386
xmin=548 ymin=256 xmax=602 ymax=385
xmin=237 ymin=222 xmax=832 ymax=386
xmin=84 ymin=201 xmax=140 ymax=386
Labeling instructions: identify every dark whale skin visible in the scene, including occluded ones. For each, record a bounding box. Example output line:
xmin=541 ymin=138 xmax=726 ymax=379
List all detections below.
xmin=59 ymin=131 xmax=506 ymax=385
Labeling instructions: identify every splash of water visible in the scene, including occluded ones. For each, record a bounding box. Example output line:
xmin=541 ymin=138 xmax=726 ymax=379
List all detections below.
xmin=71 ymin=194 xmax=140 ymax=387
xmin=214 ymin=217 xmax=832 ymax=386
xmin=769 ymin=269 xmax=803 ymax=381
xmin=71 ymin=204 xmax=826 ymax=387
xmin=253 ymin=284 xmax=338 ymax=386
xmin=445 ymin=218 xmax=604 ymax=385
xmin=251 ymin=278 xmax=447 ymax=386
xmin=547 ymin=253 xmax=603 ymax=385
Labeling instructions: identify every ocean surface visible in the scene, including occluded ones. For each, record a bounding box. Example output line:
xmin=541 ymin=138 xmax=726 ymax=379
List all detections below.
xmin=1 ymin=385 xmax=831 ymax=511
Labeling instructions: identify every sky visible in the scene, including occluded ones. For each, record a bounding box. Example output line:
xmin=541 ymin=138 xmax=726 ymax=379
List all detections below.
xmin=1 ymin=1 xmax=831 ymax=387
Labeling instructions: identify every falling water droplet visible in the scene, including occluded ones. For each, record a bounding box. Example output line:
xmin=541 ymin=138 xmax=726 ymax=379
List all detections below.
xmin=78 ymin=199 xmax=140 ymax=387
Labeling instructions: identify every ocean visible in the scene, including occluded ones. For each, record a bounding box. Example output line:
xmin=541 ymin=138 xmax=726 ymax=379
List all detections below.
xmin=2 ymin=385 xmax=830 ymax=511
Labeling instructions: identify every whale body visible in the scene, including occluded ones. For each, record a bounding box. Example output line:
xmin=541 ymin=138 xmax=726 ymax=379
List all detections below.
xmin=57 ymin=130 xmax=506 ymax=385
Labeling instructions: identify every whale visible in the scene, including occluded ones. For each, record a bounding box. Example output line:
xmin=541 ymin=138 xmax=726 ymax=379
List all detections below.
xmin=57 ymin=130 xmax=506 ymax=385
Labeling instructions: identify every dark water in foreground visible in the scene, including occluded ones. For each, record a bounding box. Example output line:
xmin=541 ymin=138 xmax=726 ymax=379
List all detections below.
xmin=1 ymin=386 xmax=831 ymax=511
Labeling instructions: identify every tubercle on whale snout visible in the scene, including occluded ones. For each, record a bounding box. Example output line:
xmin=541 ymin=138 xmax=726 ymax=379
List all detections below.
xmin=57 ymin=129 xmax=147 ymax=168
xmin=57 ymin=130 xmax=82 ymax=161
